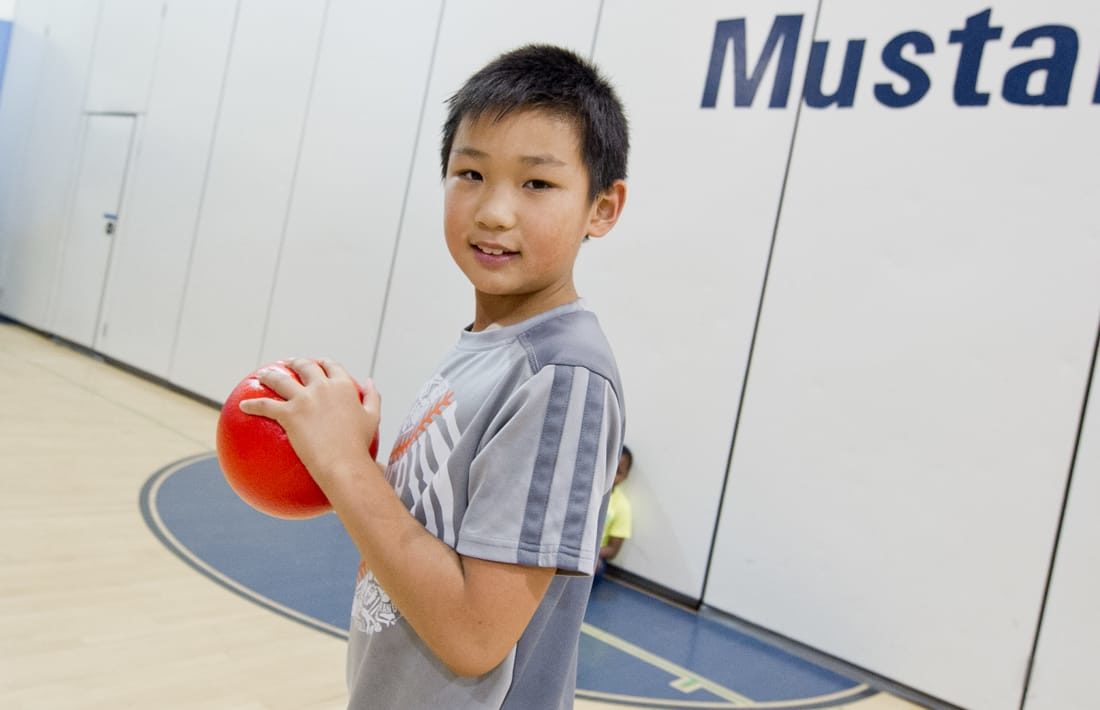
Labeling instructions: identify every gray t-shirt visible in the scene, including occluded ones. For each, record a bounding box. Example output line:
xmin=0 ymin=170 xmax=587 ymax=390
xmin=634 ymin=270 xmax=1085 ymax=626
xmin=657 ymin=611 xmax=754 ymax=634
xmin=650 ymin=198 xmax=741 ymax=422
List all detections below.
xmin=346 ymin=300 xmax=625 ymax=709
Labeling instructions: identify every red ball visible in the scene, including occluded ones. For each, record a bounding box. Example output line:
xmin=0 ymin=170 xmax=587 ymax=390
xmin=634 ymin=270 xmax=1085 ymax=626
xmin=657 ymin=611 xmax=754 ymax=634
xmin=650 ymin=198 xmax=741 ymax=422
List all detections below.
xmin=215 ymin=361 xmax=379 ymax=519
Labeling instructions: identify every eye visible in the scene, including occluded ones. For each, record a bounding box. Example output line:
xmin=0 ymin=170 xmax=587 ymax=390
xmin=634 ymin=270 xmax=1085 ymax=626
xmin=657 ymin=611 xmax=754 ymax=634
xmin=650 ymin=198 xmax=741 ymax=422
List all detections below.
xmin=524 ymin=179 xmax=553 ymax=190
xmin=455 ymin=169 xmax=482 ymax=181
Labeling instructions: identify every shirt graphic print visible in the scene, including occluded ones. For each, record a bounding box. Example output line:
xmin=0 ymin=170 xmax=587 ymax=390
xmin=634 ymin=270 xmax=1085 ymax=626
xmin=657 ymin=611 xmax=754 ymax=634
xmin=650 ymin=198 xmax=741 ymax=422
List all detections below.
xmin=351 ymin=375 xmax=458 ymax=636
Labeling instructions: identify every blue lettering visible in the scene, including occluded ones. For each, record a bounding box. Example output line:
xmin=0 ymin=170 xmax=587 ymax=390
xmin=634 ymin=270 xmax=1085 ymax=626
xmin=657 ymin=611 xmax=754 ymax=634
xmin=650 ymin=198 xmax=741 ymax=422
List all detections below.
xmin=702 ymin=11 xmax=1095 ymax=111
xmin=804 ymin=39 xmax=866 ymax=108
xmin=874 ymin=32 xmax=934 ymax=108
xmin=948 ymin=9 xmax=1003 ymax=106
xmin=701 ymin=16 xmax=803 ymax=109
xmin=1003 ymin=25 xmax=1078 ymax=106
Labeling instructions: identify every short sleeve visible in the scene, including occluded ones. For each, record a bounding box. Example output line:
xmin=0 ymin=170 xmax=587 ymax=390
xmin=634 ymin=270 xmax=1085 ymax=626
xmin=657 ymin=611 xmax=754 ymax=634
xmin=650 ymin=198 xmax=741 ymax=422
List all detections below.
xmin=454 ymin=364 xmax=623 ymax=575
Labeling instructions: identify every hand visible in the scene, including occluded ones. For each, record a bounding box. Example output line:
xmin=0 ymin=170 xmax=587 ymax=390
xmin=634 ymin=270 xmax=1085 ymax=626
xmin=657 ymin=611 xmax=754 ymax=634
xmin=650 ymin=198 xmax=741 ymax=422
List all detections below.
xmin=238 ymin=358 xmax=381 ymax=488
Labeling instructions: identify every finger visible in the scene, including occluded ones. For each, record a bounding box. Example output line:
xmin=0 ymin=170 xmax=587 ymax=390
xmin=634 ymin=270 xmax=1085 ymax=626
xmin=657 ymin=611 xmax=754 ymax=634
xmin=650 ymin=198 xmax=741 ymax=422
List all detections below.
xmin=255 ymin=366 xmax=301 ymax=400
xmin=316 ymin=357 xmax=352 ymax=384
xmin=239 ymin=395 xmax=282 ymax=419
xmin=287 ymin=357 xmax=326 ymax=386
xmin=318 ymin=359 xmax=369 ymax=404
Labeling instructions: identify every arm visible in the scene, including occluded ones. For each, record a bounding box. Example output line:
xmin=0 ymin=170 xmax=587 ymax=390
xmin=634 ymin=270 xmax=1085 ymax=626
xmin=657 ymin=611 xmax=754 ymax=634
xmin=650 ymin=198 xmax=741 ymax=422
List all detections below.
xmin=600 ymin=537 xmax=625 ymax=562
xmin=240 ymin=359 xmax=553 ymax=677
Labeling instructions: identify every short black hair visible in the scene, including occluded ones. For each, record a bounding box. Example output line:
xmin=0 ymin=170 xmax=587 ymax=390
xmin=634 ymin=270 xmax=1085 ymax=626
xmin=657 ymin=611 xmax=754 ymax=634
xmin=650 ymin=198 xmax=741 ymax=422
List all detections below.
xmin=620 ymin=445 xmax=633 ymax=469
xmin=441 ymin=44 xmax=629 ymax=201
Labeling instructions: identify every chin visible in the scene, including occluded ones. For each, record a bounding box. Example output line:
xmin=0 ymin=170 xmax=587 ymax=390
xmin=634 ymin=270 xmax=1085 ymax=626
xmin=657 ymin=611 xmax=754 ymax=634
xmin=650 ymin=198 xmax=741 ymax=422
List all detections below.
xmin=475 ymin=287 xmax=524 ymax=299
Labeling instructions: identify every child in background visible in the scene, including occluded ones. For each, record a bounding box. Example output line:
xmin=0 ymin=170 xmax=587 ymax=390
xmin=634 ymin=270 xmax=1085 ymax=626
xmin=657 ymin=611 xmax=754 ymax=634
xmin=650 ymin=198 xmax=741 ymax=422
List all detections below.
xmin=599 ymin=445 xmax=633 ymax=569
xmin=240 ymin=44 xmax=629 ymax=709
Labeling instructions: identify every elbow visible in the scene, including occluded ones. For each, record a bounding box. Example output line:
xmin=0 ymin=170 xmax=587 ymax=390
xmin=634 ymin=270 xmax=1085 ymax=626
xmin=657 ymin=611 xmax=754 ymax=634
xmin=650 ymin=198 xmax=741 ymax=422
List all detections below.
xmin=439 ymin=641 xmax=511 ymax=678
xmin=444 ymin=659 xmax=493 ymax=679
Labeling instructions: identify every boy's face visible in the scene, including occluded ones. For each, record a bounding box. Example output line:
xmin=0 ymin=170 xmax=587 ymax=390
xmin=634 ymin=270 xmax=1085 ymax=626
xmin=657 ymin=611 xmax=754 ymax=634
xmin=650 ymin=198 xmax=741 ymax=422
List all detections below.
xmin=614 ymin=454 xmax=630 ymax=487
xmin=444 ymin=109 xmax=622 ymax=324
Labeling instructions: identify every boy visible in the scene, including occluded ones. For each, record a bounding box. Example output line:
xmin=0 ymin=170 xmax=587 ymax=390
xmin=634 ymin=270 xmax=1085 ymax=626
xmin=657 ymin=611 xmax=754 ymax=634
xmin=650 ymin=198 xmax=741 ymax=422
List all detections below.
xmin=599 ymin=445 xmax=633 ymax=568
xmin=240 ymin=44 xmax=629 ymax=709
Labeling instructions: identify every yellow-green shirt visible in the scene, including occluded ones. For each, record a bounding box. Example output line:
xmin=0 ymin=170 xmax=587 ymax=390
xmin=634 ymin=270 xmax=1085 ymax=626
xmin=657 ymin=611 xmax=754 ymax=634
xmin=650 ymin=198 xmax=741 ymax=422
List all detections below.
xmin=601 ymin=486 xmax=632 ymax=546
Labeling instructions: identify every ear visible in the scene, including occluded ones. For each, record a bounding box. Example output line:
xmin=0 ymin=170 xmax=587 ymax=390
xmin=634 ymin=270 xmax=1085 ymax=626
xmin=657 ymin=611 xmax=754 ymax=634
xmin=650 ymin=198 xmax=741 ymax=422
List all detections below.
xmin=586 ymin=180 xmax=627 ymax=240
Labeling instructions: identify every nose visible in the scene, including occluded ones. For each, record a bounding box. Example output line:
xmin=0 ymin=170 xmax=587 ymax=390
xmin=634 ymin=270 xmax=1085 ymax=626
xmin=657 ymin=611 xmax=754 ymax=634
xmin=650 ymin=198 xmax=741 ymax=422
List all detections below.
xmin=475 ymin=187 xmax=516 ymax=232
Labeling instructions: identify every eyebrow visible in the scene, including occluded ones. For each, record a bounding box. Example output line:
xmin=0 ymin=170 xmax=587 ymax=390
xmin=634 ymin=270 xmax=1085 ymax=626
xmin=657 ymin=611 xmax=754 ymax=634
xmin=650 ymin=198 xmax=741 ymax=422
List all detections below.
xmin=452 ymin=146 xmax=488 ymax=159
xmin=520 ymin=154 xmax=566 ymax=167
xmin=451 ymin=146 xmax=567 ymax=167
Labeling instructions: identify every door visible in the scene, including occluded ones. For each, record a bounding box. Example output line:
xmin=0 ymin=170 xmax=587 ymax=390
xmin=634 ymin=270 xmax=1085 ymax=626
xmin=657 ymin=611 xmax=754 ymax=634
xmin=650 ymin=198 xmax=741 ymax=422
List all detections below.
xmin=50 ymin=113 xmax=135 ymax=347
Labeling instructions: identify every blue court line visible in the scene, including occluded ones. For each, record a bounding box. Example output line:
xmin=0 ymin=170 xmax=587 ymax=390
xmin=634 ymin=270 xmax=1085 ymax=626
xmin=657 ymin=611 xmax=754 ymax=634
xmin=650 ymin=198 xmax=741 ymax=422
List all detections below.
xmin=141 ymin=455 xmax=879 ymax=708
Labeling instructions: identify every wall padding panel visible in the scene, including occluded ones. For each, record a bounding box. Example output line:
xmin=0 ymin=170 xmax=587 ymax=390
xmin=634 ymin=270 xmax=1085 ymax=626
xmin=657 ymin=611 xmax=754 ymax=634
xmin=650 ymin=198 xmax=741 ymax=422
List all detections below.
xmin=370 ymin=0 xmax=603 ymax=458
xmin=170 ymin=0 xmax=326 ymax=401
xmin=1026 ymin=335 xmax=1100 ymax=709
xmin=704 ymin=2 xmax=1100 ymax=709
xmin=259 ymin=0 xmax=442 ymax=376
xmin=579 ymin=0 xmax=819 ymax=599
xmin=83 ymin=0 xmax=164 ymax=113
xmin=96 ymin=0 xmax=239 ymax=378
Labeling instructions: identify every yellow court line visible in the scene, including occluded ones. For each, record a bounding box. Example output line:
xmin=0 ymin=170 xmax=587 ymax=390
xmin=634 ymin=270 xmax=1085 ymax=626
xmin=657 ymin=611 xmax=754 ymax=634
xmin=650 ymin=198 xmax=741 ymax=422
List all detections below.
xmin=580 ymin=622 xmax=755 ymax=705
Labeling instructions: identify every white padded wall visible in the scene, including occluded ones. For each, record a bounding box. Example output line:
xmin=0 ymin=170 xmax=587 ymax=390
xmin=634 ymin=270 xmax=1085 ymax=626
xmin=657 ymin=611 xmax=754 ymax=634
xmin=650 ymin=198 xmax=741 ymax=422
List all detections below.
xmin=96 ymin=0 xmax=239 ymax=377
xmin=259 ymin=0 xmax=442 ymax=378
xmin=83 ymin=0 xmax=164 ymax=113
xmin=170 ymin=0 xmax=326 ymax=401
xmin=704 ymin=2 xmax=1100 ymax=708
xmin=0 ymin=0 xmax=100 ymax=328
xmin=1026 ymin=339 xmax=1100 ymax=709
xmin=579 ymin=0 xmax=819 ymax=599
xmin=370 ymin=0 xmax=602 ymax=457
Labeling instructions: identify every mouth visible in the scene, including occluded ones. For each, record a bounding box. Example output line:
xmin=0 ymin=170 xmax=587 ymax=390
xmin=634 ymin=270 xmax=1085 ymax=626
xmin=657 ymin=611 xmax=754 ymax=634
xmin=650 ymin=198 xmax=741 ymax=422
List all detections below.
xmin=471 ymin=243 xmax=519 ymax=266
xmin=473 ymin=244 xmax=517 ymax=257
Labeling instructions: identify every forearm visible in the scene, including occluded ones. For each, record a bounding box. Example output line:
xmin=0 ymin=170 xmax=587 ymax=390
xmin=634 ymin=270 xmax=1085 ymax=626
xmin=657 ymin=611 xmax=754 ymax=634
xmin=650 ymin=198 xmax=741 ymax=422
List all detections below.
xmin=237 ymin=362 xmax=553 ymax=675
xmin=600 ymin=537 xmax=624 ymax=561
xmin=318 ymin=458 xmax=516 ymax=675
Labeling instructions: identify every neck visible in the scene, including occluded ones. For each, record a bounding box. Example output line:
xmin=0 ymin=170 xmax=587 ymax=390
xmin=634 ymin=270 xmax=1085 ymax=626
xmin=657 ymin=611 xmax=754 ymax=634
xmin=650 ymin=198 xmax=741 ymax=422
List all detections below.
xmin=470 ymin=282 xmax=578 ymax=332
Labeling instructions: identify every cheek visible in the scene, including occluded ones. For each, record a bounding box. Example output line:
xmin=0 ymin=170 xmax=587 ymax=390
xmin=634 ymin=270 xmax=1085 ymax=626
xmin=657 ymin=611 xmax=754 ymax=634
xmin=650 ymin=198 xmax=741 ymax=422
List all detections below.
xmin=443 ymin=194 xmax=467 ymax=243
xmin=530 ymin=201 xmax=585 ymax=246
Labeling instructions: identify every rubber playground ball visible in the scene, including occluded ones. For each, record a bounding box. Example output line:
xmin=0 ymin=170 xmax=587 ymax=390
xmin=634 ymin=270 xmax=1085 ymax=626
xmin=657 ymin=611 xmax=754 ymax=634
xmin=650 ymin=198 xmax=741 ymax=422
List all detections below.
xmin=215 ymin=361 xmax=379 ymax=519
